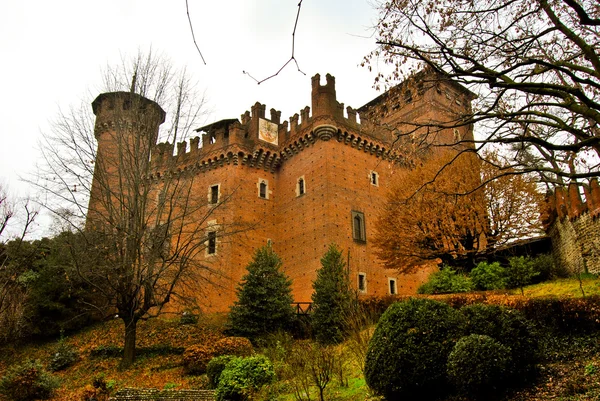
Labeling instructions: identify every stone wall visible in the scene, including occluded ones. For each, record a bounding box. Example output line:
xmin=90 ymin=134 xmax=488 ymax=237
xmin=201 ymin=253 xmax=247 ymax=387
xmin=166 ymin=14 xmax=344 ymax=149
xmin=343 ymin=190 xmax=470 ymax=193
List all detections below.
xmin=544 ymin=180 xmax=600 ymax=274
xmin=109 ymin=388 xmax=215 ymax=401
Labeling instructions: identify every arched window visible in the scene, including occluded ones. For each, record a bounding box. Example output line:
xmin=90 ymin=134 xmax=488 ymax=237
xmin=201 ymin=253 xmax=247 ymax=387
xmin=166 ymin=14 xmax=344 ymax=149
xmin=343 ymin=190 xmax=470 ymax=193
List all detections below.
xmin=352 ymin=211 xmax=366 ymax=242
xmin=259 ymin=181 xmax=267 ymax=199
xmin=298 ymin=177 xmax=305 ymax=196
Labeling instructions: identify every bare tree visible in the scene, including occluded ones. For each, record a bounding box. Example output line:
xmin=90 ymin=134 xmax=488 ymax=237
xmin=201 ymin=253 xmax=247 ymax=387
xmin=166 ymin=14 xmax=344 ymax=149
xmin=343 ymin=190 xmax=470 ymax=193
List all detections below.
xmin=0 ymin=184 xmax=37 ymax=342
xmin=365 ymin=0 xmax=600 ymax=185
xmin=34 ymin=51 xmax=242 ymax=368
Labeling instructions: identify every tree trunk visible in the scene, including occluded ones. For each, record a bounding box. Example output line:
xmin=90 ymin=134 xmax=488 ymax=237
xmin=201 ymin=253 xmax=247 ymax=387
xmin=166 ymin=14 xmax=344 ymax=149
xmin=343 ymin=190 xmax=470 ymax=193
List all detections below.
xmin=120 ymin=318 xmax=137 ymax=369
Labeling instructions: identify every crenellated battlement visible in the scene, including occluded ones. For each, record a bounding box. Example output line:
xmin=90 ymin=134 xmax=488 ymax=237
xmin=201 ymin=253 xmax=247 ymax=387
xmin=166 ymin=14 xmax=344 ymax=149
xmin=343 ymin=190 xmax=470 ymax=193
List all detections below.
xmin=148 ymin=73 xmax=394 ymax=176
xmin=543 ymin=179 xmax=600 ymax=228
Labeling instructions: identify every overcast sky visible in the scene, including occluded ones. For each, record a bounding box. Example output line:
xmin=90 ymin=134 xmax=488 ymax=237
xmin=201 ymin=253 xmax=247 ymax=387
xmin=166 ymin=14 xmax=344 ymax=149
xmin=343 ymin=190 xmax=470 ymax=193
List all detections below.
xmin=0 ymin=0 xmax=383 ymax=236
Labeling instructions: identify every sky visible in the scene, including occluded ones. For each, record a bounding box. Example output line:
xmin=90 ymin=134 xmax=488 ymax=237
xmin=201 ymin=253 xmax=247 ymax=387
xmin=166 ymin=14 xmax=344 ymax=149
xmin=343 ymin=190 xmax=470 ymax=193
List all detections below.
xmin=0 ymin=0 xmax=383 ymax=236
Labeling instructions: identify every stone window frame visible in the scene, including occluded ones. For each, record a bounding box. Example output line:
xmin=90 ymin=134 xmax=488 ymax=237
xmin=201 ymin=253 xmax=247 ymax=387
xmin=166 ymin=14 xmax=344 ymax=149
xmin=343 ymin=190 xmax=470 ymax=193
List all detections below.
xmin=296 ymin=175 xmax=306 ymax=197
xmin=258 ymin=178 xmax=270 ymax=200
xmin=369 ymin=170 xmax=379 ymax=187
xmin=358 ymin=272 xmax=367 ymax=293
xmin=388 ymin=277 xmax=397 ymax=295
xmin=205 ymin=220 xmax=219 ymax=257
xmin=208 ymin=183 xmax=220 ymax=205
xmin=352 ymin=211 xmax=366 ymax=243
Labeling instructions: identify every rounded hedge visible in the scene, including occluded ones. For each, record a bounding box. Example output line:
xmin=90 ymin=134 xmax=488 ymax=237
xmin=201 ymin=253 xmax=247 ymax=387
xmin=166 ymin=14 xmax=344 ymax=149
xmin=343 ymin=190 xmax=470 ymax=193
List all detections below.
xmin=447 ymin=334 xmax=511 ymax=396
xmin=460 ymin=304 xmax=537 ymax=376
xmin=364 ymin=298 xmax=465 ymax=400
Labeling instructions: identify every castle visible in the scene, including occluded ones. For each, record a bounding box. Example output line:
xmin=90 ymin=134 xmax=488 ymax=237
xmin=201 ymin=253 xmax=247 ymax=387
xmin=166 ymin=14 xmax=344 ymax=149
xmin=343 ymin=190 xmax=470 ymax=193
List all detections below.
xmin=87 ymin=71 xmax=475 ymax=312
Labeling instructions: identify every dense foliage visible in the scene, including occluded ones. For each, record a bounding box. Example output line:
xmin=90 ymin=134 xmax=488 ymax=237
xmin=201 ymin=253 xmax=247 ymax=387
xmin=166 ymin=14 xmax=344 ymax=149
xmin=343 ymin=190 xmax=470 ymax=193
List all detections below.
xmin=470 ymin=261 xmax=506 ymax=291
xmin=207 ymin=355 xmax=236 ymax=389
xmin=0 ymin=359 xmax=60 ymax=401
xmin=228 ymin=245 xmax=295 ymax=340
xmin=311 ymin=244 xmax=354 ymax=344
xmin=417 ymin=267 xmax=473 ymax=294
xmin=215 ymin=355 xmax=276 ymax=401
xmin=364 ymin=298 xmax=465 ymax=400
xmin=460 ymin=304 xmax=538 ymax=376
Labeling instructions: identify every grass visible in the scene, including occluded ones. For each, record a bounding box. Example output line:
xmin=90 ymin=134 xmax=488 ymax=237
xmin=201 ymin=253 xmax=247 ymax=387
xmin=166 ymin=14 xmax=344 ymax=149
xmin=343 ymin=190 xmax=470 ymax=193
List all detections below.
xmin=508 ymin=276 xmax=600 ymax=298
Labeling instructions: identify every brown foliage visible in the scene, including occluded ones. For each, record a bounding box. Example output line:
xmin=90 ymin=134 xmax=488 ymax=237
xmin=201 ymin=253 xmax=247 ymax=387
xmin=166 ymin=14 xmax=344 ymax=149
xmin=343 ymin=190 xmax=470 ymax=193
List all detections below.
xmin=213 ymin=337 xmax=253 ymax=357
xmin=182 ymin=336 xmax=253 ymax=375
xmin=374 ymin=149 xmax=544 ymax=270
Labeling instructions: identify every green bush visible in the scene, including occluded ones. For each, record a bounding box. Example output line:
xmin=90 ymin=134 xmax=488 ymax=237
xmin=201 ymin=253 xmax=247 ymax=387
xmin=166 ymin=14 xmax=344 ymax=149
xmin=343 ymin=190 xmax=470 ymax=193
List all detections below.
xmin=48 ymin=338 xmax=79 ymax=372
xmin=417 ymin=266 xmax=473 ymax=294
xmin=470 ymin=261 xmax=507 ymax=290
xmin=505 ymin=256 xmax=539 ymax=293
xmin=0 ymin=359 xmax=60 ymax=401
xmin=530 ymin=253 xmax=569 ymax=282
xmin=216 ymin=355 xmax=276 ymax=401
xmin=461 ymin=304 xmax=537 ymax=376
xmin=364 ymin=298 xmax=465 ymax=400
xmin=207 ymin=355 xmax=236 ymax=389
xmin=447 ymin=334 xmax=511 ymax=396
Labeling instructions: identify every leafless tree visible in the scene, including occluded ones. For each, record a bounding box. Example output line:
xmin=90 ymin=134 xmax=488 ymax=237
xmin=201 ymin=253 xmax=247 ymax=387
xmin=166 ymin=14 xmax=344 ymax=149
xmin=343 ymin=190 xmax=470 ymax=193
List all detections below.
xmin=0 ymin=184 xmax=37 ymax=342
xmin=365 ymin=0 xmax=600 ymax=185
xmin=33 ymin=51 xmax=243 ymax=368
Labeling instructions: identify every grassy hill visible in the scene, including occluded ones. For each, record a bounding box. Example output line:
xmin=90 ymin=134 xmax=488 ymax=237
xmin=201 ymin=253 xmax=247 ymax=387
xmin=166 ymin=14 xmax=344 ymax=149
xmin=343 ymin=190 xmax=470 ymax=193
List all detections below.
xmin=1 ymin=278 xmax=600 ymax=400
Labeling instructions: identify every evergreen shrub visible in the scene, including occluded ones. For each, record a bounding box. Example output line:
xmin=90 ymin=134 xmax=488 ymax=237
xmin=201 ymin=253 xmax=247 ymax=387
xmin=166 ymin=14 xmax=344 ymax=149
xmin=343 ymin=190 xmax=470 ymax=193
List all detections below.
xmin=447 ymin=334 xmax=511 ymax=396
xmin=228 ymin=245 xmax=296 ymax=341
xmin=311 ymin=244 xmax=354 ymax=344
xmin=417 ymin=267 xmax=473 ymax=294
xmin=48 ymin=338 xmax=79 ymax=372
xmin=0 ymin=359 xmax=60 ymax=401
xmin=364 ymin=298 xmax=465 ymax=400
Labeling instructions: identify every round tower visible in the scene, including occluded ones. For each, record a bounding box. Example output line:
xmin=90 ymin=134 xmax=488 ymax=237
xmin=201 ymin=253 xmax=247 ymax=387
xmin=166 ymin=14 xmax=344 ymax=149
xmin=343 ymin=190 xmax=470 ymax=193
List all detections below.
xmin=86 ymin=92 xmax=166 ymax=229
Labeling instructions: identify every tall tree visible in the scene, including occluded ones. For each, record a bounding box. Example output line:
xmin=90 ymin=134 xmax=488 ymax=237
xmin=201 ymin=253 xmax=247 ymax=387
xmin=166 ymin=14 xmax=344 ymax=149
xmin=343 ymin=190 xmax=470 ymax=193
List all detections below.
xmin=365 ymin=0 xmax=600 ymax=184
xmin=0 ymin=184 xmax=37 ymax=343
xmin=311 ymin=244 xmax=354 ymax=345
xmin=374 ymin=150 xmax=544 ymax=270
xmin=228 ymin=245 xmax=295 ymax=340
xmin=33 ymin=51 xmax=238 ymax=368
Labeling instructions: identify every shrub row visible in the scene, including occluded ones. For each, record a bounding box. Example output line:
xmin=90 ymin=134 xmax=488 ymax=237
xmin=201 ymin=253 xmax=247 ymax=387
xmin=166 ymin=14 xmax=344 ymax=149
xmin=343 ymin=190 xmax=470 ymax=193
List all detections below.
xmin=418 ymin=254 xmax=570 ymax=295
xmin=360 ymin=294 xmax=600 ymax=334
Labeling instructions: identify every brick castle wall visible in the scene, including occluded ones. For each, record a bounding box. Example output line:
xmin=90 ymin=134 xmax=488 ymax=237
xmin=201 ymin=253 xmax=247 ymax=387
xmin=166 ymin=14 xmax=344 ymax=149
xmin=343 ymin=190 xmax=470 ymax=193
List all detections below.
xmin=88 ymin=71 xmax=473 ymax=312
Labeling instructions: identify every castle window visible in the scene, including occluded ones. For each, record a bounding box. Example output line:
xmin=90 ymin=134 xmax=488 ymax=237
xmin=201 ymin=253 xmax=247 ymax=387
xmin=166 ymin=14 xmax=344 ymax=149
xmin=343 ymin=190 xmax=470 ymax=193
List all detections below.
xmin=352 ymin=211 xmax=366 ymax=242
xmin=258 ymin=179 xmax=269 ymax=199
xmin=358 ymin=273 xmax=367 ymax=293
xmin=207 ymin=231 xmax=217 ymax=255
xmin=388 ymin=278 xmax=397 ymax=295
xmin=370 ymin=171 xmax=379 ymax=187
xmin=208 ymin=184 xmax=220 ymax=205
xmin=296 ymin=176 xmax=306 ymax=197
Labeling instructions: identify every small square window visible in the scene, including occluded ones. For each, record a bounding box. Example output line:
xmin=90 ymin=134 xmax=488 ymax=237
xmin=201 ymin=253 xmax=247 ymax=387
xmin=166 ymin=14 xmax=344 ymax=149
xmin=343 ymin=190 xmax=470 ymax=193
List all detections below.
xmin=352 ymin=211 xmax=366 ymax=242
xmin=388 ymin=278 xmax=397 ymax=295
xmin=208 ymin=184 xmax=220 ymax=205
xmin=358 ymin=273 xmax=367 ymax=293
